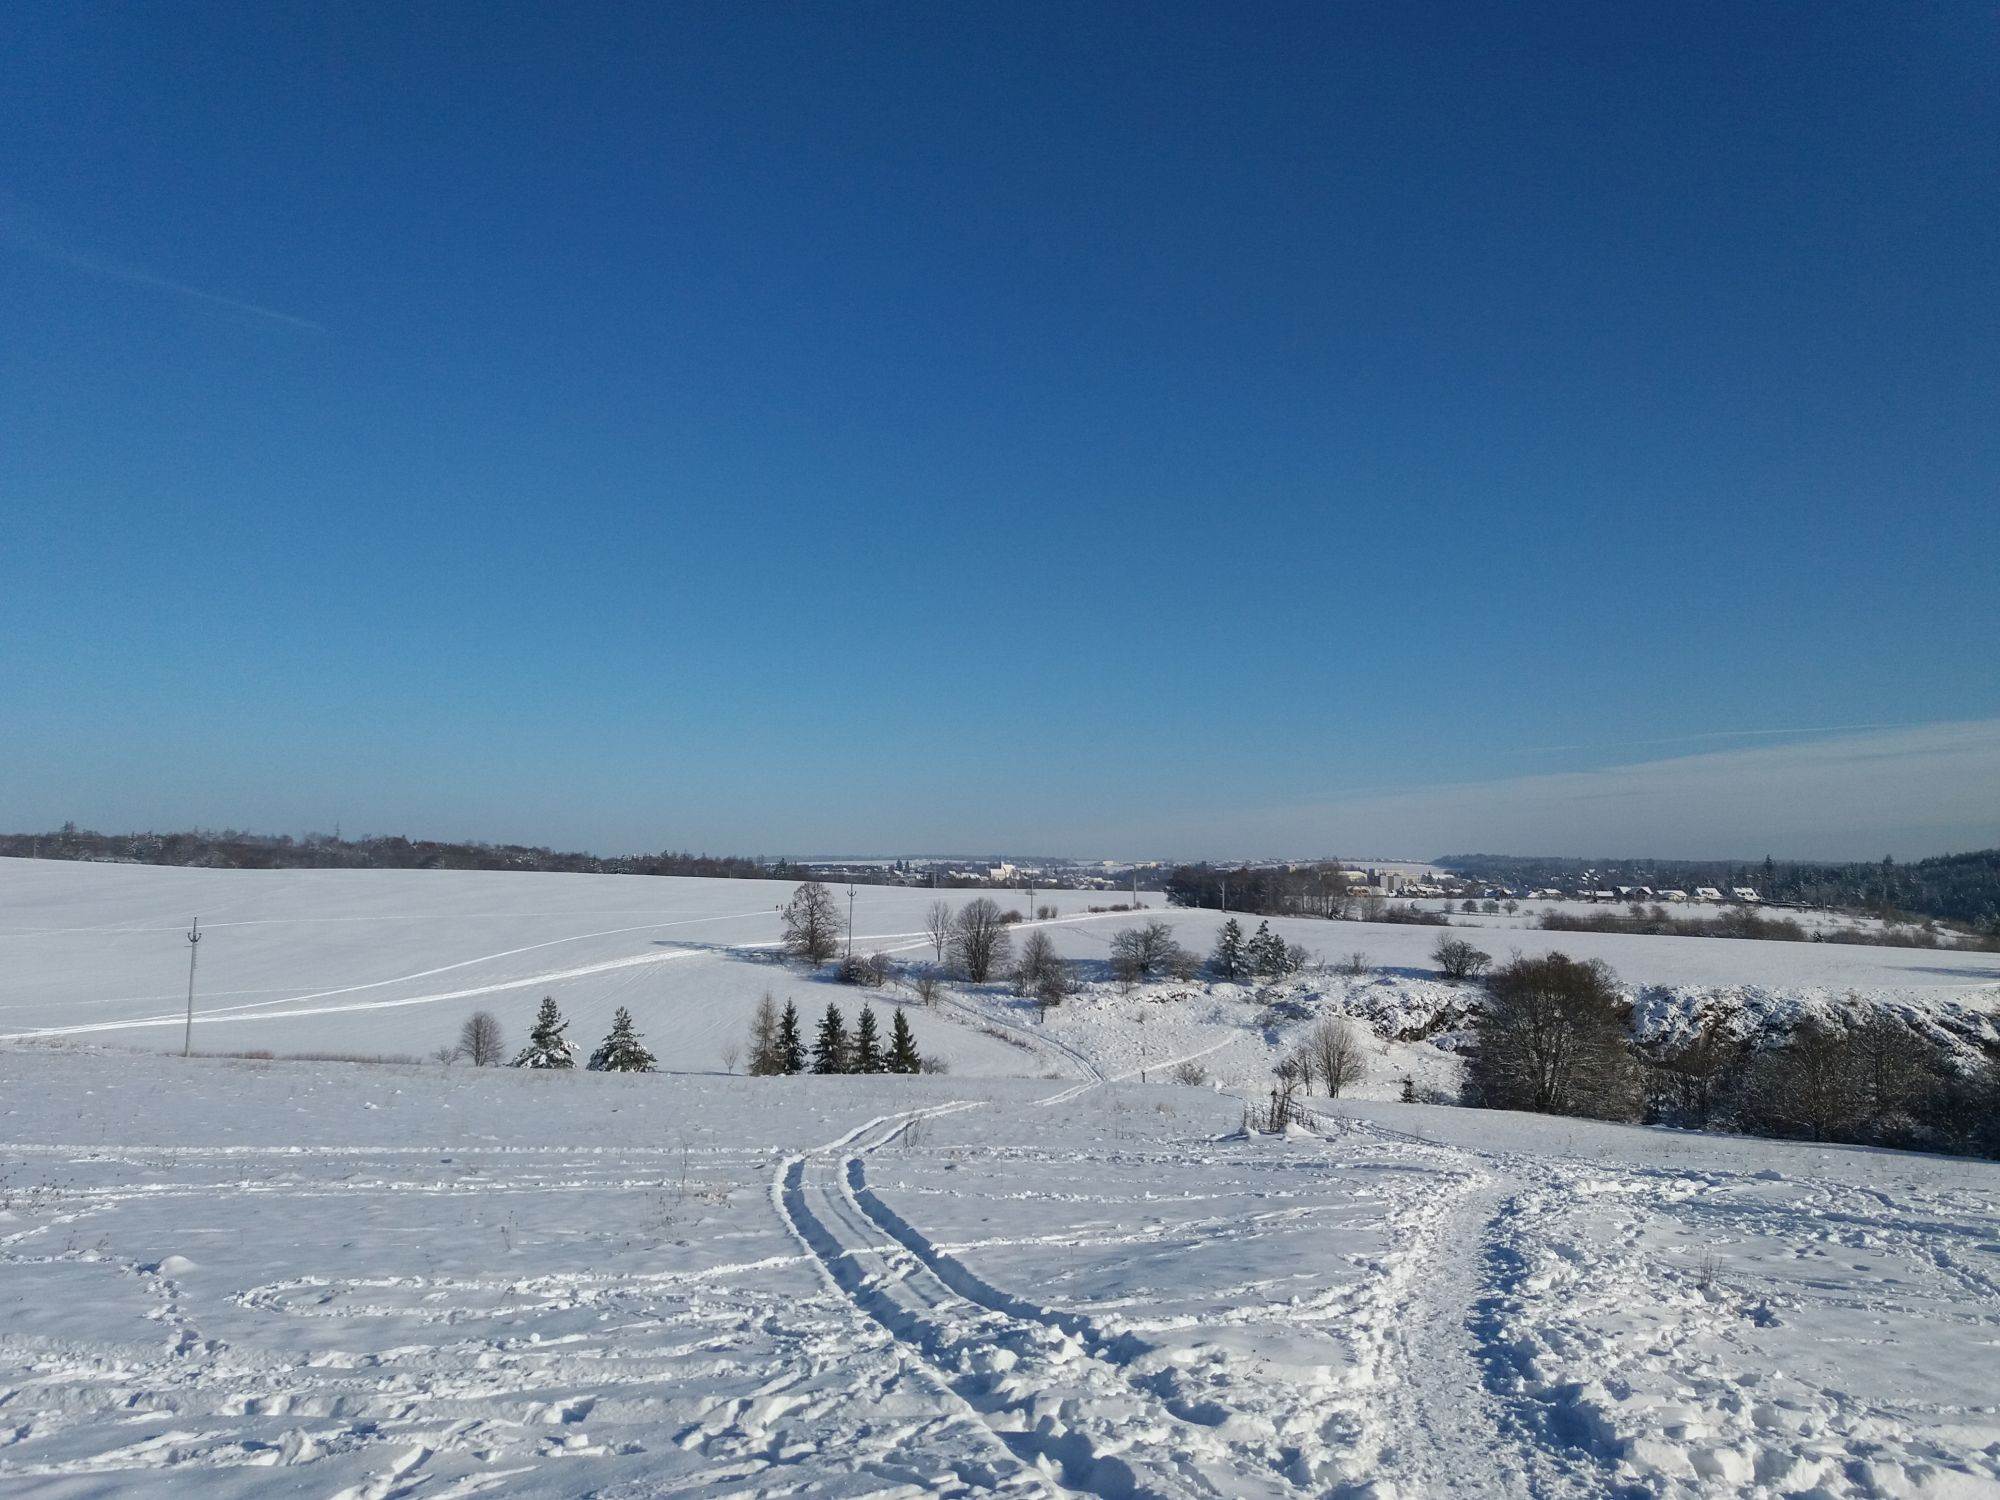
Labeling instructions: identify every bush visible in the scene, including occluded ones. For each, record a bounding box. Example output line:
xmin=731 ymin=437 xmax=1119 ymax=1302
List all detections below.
xmin=1433 ymin=937 xmax=1492 ymax=982
xmin=1111 ymin=920 xmax=1194 ymax=983
xmin=837 ymin=953 xmax=877 ymax=986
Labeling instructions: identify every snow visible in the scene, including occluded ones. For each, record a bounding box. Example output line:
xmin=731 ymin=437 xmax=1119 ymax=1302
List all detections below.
xmin=2 ymin=859 xmax=1997 ymax=1495
xmin=3 ymin=859 xmax=1992 ymax=1074
xmin=2 ymin=1046 xmax=1995 ymax=1496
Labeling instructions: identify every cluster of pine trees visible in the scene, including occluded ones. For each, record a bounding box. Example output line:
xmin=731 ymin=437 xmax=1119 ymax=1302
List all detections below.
xmin=1208 ymin=918 xmax=1306 ymax=981
xmin=746 ymin=994 xmax=924 ymax=1075
xmin=509 ymin=997 xmax=657 ymax=1072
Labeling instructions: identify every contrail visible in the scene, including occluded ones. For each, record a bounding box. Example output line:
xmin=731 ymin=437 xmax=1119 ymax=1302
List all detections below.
xmin=0 ymin=202 xmax=324 ymax=332
xmin=67 ymin=253 xmax=327 ymax=331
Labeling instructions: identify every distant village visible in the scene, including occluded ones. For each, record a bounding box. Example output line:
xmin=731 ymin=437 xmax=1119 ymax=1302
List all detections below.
xmin=785 ymin=855 xmax=1767 ymax=909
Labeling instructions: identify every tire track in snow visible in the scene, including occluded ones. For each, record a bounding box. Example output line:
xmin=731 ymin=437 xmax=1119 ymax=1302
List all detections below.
xmin=778 ymin=1104 xmax=1316 ymax=1498
xmin=771 ymin=1105 xmax=1060 ymax=1496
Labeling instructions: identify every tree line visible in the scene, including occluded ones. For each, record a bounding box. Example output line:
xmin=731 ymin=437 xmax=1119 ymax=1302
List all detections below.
xmin=1538 ymin=903 xmax=1995 ymax=951
xmin=1162 ymin=863 xmax=1355 ymax=919
xmin=1442 ymin=850 xmax=2000 ymax=931
xmin=1454 ymin=952 xmax=2000 ymax=1158
xmin=8 ymin=824 xmax=770 ymax=880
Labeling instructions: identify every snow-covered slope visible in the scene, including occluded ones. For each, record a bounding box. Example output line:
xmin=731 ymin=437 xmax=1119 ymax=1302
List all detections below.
xmin=3 ymin=862 xmax=1997 ymax=1495
xmin=1 ymin=1045 xmax=1994 ymax=1497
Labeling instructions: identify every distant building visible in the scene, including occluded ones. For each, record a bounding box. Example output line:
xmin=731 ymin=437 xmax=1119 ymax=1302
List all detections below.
xmin=1694 ymin=887 xmax=1725 ymax=902
xmin=1731 ymin=887 xmax=1761 ymax=903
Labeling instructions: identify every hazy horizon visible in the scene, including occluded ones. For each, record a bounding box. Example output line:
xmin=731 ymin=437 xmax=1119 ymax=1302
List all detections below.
xmin=11 ymin=718 xmax=1996 ymax=868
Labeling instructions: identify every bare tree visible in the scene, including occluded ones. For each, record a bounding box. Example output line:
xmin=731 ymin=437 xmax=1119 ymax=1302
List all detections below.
xmin=1013 ymin=929 xmax=1062 ymax=995
xmin=1752 ymin=1017 xmax=1863 ymax=1143
xmin=1851 ymin=1010 xmax=1937 ymax=1129
xmin=1305 ymin=1017 xmax=1367 ymax=1097
xmin=747 ymin=992 xmax=783 ymax=1075
xmin=949 ymin=897 xmax=1013 ymax=982
xmin=431 ymin=1045 xmax=458 ymax=1066
xmin=1433 ymin=937 xmax=1493 ymax=982
xmin=1110 ymin=920 xmax=1192 ymax=983
xmin=1014 ymin=930 xmax=1072 ymax=1018
xmin=924 ymin=900 xmax=953 ymax=964
xmin=1647 ymin=1019 xmax=1740 ymax=1128
xmin=721 ymin=1042 xmax=741 ymax=1074
xmin=780 ymin=880 xmax=844 ymax=966
xmin=1466 ymin=953 xmax=1637 ymax=1119
xmin=908 ymin=969 xmax=942 ymax=1007
xmin=458 ymin=1010 xmax=506 ymax=1067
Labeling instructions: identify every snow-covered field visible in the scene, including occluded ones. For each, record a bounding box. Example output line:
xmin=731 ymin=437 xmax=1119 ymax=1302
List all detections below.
xmin=3 ymin=860 xmax=1995 ymax=1074
xmin=3 ymin=860 xmax=1999 ymax=1496
xmin=3 ymin=1047 xmax=1996 ymax=1497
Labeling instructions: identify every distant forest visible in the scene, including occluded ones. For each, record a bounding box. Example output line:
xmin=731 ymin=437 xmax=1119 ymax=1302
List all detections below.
xmin=0 ymin=825 xmax=805 ymax=882
xmin=1438 ymin=850 xmax=2000 ymax=931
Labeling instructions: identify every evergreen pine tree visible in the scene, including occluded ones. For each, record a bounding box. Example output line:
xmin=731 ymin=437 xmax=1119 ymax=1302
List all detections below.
xmin=512 ymin=995 xmax=576 ymax=1069
xmin=811 ymin=1003 xmax=850 ymax=1074
xmin=1249 ymin=921 xmax=1284 ymax=977
xmin=886 ymin=1008 xmax=922 ymax=1074
xmin=853 ymin=1005 xmax=884 ymax=1073
xmin=1211 ymin=918 xmax=1246 ymax=980
xmin=776 ymin=1001 xmax=806 ymax=1075
xmin=588 ymin=1006 xmax=657 ymax=1072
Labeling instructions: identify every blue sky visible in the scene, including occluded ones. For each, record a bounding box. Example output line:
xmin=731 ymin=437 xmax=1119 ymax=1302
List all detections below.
xmin=3 ymin=3 xmax=1995 ymax=859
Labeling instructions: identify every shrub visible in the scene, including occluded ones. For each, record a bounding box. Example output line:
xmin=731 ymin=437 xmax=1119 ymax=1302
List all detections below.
xmin=1433 ymin=937 xmax=1492 ymax=981
xmin=1111 ymin=920 xmax=1194 ymax=982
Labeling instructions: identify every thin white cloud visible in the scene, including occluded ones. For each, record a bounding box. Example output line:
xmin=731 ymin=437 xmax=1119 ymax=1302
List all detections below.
xmin=1508 ymin=721 xmax=1921 ymax=755
xmin=1147 ymin=719 xmax=2000 ymax=862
